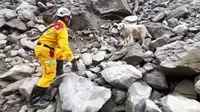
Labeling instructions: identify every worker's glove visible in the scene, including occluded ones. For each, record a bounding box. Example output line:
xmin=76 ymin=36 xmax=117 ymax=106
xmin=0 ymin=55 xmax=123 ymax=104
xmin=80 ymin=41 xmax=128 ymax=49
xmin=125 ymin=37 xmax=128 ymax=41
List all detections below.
xmin=71 ymin=59 xmax=78 ymax=72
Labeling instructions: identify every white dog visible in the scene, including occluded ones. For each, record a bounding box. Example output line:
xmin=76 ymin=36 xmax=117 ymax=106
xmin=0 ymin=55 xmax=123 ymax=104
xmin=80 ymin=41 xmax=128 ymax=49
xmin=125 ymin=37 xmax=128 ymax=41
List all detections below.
xmin=116 ymin=23 xmax=152 ymax=47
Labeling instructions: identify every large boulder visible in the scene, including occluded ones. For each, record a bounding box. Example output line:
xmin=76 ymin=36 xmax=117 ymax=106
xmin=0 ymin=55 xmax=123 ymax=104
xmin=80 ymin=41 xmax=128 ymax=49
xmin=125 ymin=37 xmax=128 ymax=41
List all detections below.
xmin=166 ymin=5 xmax=189 ymax=20
xmin=155 ymin=41 xmax=200 ymax=76
xmin=0 ymin=64 xmax=35 ymax=81
xmin=59 ymin=73 xmax=111 ymax=112
xmin=122 ymin=43 xmax=144 ymax=66
xmin=161 ymin=95 xmax=200 ymax=112
xmin=88 ymin=0 xmax=132 ymax=17
xmin=125 ymin=81 xmax=152 ymax=112
xmin=146 ymin=22 xmax=173 ymax=39
xmin=101 ymin=65 xmax=142 ymax=89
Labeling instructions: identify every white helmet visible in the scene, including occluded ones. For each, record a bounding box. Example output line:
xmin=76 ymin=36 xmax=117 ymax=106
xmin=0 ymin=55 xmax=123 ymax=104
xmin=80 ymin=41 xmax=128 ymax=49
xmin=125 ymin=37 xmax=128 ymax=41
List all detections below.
xmin=56 ymin=7 xmax=72 ymax=19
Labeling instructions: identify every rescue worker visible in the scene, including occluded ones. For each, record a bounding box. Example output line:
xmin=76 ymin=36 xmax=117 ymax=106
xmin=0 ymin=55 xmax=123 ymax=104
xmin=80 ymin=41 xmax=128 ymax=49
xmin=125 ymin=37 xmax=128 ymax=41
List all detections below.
xmin=28 ymin=7 xmax=77 ymax=109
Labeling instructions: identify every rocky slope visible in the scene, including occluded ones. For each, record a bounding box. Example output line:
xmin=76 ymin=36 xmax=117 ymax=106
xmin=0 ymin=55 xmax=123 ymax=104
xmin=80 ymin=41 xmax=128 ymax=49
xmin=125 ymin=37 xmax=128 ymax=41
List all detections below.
xmin=1 ymin=0 xmax=200 ymax=112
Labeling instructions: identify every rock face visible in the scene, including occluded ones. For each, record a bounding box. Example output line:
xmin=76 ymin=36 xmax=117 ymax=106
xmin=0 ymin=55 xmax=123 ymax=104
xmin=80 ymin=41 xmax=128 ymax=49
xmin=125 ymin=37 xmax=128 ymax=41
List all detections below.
xmin=0 ymin=64 xmax=35 ymax=81
xmin=59 ymin=73 xmax=111 ymax=112
xmin=125 ymin=81 xmax=152 ymax=112
xmin=194 ymin=80 xmax=200 ymax=95
xmin=166 ymin=5 xmax=189 ymax=20
xmin=161 ymin=95 xmax=200 ymax=112
xmin=101 ymin=65 xmax=142 ymax=89
xmin=155 ymin=41 xmax=200 ymax=76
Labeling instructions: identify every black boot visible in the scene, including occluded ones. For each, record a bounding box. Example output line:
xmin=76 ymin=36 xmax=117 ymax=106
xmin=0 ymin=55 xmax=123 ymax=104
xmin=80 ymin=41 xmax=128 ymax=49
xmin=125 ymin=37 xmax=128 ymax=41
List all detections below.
xmin=27 ymin=85 xmax=50 ymax=109
xmin=56 ymin=60 xmax=64 ymax=76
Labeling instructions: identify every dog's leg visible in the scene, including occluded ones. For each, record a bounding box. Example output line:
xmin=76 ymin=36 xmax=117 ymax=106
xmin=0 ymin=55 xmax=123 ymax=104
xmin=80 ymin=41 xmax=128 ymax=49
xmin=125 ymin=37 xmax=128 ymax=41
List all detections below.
xmin=140 ymin=32 xmax=146 ymax=47
xmin=133 ymin=0 xmax=139 ymax=13
xmin=147 ymin=32 xmax=153 ymax=38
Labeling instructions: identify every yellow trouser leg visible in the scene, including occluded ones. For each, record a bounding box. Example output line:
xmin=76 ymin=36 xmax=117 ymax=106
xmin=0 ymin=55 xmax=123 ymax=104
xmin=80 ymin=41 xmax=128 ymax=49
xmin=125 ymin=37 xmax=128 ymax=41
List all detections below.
xmin=37 ymin=56 xmax=57 ymax=88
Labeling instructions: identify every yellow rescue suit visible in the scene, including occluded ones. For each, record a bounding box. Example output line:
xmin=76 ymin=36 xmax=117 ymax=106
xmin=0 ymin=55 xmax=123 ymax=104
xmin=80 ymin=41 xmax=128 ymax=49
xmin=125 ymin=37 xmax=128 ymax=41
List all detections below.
xmin=35 ymin=20 xmax=74 ymax=88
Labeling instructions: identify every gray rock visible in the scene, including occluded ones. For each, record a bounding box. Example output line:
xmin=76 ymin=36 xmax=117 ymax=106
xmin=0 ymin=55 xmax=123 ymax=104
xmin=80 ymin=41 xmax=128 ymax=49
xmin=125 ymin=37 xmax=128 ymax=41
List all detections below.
xmin=0 ymin=80 xmax=9 ymax=89
xmin=122 ymin=43 xmax=144 ymax=66
xmin=109 ymin=48 xmax=127 ymax=61
xmin=193 ymin=32 xmax=200 ymax=41
xmin=100 ymin=61 xmax=125 ymax=69
xmin=35 ymin=24 xmax=46 ymax=32
xmin=144 ymin=71 xmax=168 ymax=90
xmin=143 ymin=63 xmax=157 ymax=71
xmin=155 ymin=41 xmax=200 ymax=76
xmin=0 ymin=78 xmax=27 ymax=96
xmin=125 ymin=81 xmax=152 ymax=112
xmin=0 ymin=64 xmax=35 ymax=81
xmin=37 ymin=104 xmax=55 ymax=112
xmin=150 ymin=90 xmax=162 ymax=101
xmin=121 ymin=15 xmax=138 ymax=24
xmin=88 ymin=0 xmax=132 ymax=16
xmin=19 ymin=77 xmax=40 ymax=100
xmin=92 ymin=51 xmax=106 ymax=63
xmin=146 ymin=22 xmax=172 ymax=39
xmin=81 ymin=53 xmax=93 ymax=66
xmin=0 ymin=33 xmax=7 ymax=40
xmin=89 ymin=66 xmax=101 ymax=73
xmin=0 ymin=99 xmax=6 ymax=105
xmin=84 ymin=71 xmax=98 ymax=80
xmin=0 ymin=53 xmax=6 ymax=59
xmin=194 ymin=80 xmax=200 ymax=95
xmin=166 ymin=5 xmax=189 ymax=20
xmin=112 ymin=89 xmax=126 ymax=104
xmin=59 ymin=73 xmax=111 ymax=112
xmin=101 ymin=65 xmax=142 ymax=89
xmin=152 ymin=12 xmax=165 ymax=22
xmin=0 ymin=9 xmax=11 ymax=27
xmin=100 ymin=97 xmax=126 ymax=112
xmin=94 ymin=77 xmax=107 ymax=85
xmin=144 ymin=99 xmax=162 ymax=112
xmin=19 ymin=105 xmax=35 ymax=112
xmin=20 ymin=38 xmax=36 ymax=50
xmin=0 ymin=40 xmax=7 ymax=49
xmin=4 ymin=9 xmax=17 ymax=21
xmin=16 ymin=1 xmax=37 ymax=13
xmin=77 ymin=59 xmax=86 ymax=72
xmin=18 ymin=10 xmax=35 ymax=21
xmin=174 ymin=80 xmax=197 ymax=99
xmin=167 ymin=18 xmax=179 ymax=28
xmin=5 ymin=18 xmax=27 ymax=31
xmin=150 ymin=35 xmax=170 ymax=51
xmin=172 ymin=25 xmax=188 ymax=36
xmin=161 ymin=95 xmax=200 ymax=112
